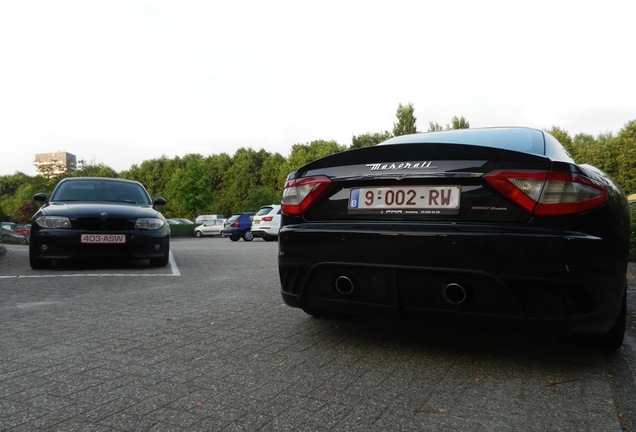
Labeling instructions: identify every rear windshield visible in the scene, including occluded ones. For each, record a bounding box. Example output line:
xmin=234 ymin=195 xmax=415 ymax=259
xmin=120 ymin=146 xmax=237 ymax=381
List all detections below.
xmin=382 ymin=128 xmax=545 ymax=155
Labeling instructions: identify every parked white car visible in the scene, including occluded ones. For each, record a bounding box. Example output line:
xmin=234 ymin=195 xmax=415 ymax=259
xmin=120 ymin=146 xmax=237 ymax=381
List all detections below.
xmin=194 ymin=219 xmax=226 ymax=237
xmin=251 ymin=204 xmax=281 ymax=241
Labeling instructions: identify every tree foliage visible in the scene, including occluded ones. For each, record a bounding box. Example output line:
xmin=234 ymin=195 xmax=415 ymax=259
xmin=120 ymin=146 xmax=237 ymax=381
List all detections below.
xmin=121 ymin=157 xmax=175 ymax=198
xmin=2 ymin=104 xmax=635 ymax=224
xmin=429 ymin=116 xmax=470 ymax=132
xmin=259 ymin=153 xmax=287 ymax=197
xmin=217 ymin=148 xmax=264 ymax=214
xmin=428 ymin=122 xmax=444 ymax=132
xmin=74 ymin=160 xmax=118 ymax=178
xmin=393 ymin=103 xmax=417 ymax=136
xmin=450 ymin=116 xmax=470 ymax=129
xmin=241 ymin=186 xmax=281 ymax=211
xmin=611 ymin=120 xmax=636 ymax=193
xmin=350 ymin=131 xmax=393 ymax=149
xmin=165 ymin=154 xmax=214 ymax=220
xmin=281 ymin=140 xmax=346 ymax=176
xmin=4 ymin=180 xmax=50 ymax=222
xmin=547 ymin=126 xmax=575 ymax=157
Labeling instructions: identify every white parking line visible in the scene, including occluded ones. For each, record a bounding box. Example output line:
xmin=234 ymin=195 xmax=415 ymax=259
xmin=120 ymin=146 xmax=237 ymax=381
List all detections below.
xmin=0 ymin=252 xmax=181 ymax=279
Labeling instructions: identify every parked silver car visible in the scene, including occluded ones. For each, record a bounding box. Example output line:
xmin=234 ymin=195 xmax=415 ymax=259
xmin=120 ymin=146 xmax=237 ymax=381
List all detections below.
xmin=194 ymin=219 xmax=226 ymax=237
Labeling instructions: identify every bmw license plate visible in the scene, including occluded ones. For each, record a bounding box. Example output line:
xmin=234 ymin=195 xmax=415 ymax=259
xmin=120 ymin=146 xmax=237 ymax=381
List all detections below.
xmin=349 ymin=185 xmax=460 ymax=214
xmin=81 ymin=234 xmax=126 ymax=244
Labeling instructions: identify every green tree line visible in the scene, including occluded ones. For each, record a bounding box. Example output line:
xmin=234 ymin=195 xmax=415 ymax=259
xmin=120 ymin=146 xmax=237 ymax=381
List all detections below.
xmin=1 ymin=103 xmax=636 ymax=223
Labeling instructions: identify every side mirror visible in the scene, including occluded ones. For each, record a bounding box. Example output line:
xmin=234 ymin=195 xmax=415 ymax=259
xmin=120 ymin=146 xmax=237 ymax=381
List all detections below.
xmin=33 ymin=193 xmax=48 ymax=203
xmin=153 ymin=197 xmax=167 ymax=207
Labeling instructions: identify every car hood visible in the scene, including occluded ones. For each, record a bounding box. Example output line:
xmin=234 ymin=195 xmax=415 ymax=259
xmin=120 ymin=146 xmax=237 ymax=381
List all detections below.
xmin=36 ymin=202 xmax=163 ymax=219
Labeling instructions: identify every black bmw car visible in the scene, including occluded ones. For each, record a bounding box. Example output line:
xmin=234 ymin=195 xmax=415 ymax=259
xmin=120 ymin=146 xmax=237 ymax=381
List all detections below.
xmin=30 ymin=177 xmax=170 ymax=269
xmin=278 ymin=127 xmax=629 ymax=350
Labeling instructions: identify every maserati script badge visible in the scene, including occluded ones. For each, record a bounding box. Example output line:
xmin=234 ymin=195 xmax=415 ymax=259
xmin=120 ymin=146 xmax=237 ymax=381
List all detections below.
xmin=366 ymin=161 xmax=439 ymax=171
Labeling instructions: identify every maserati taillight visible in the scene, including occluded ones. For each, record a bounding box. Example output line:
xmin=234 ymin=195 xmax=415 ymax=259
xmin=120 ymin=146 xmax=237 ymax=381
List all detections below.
xmin=281 ymin=176 xmax=332 ymax=215
xmin=484 ymin=170 xmax=607 ymax=216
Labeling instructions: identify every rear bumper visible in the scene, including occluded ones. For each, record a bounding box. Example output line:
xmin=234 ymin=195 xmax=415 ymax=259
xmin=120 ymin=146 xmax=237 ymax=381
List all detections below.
xmin=221 ymin=228 xmax=248 ymax=237
xmin=251 ymin=228 xmax=278 ymax=239
xmin=278 ymin=225 xmax=628 ymax=335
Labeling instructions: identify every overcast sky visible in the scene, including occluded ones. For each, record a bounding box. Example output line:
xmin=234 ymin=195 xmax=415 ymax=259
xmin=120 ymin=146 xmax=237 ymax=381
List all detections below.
xmin=1 ymin=0 xmax=634 ymax=176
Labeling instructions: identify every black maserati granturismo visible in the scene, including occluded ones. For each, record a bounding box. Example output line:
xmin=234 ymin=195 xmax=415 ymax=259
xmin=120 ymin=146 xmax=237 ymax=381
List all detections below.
xmin=278 ymin=127 xmax=629 ymax=350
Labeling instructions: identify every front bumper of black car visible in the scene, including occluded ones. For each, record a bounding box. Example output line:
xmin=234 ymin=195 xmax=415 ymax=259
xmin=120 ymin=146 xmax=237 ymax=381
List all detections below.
xmin=30 ymin=229 xmax=169 ymax=261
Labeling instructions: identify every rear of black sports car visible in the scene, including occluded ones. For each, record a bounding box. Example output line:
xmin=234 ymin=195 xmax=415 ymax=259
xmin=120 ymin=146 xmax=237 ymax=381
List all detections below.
xmin=278 ymin=127 xmax=629 ymax=349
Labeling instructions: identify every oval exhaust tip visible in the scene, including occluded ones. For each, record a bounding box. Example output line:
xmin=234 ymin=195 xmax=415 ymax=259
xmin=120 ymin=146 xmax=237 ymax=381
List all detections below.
xmin=442 ymin=282 xmax=467 ymax=306
xmin=335 ymin=275 xmax=355 ymax=295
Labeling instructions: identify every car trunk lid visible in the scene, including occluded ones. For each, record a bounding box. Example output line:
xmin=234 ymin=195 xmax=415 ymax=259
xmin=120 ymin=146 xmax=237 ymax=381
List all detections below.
xmin=284 ymin=143 xmax=554 ymax=224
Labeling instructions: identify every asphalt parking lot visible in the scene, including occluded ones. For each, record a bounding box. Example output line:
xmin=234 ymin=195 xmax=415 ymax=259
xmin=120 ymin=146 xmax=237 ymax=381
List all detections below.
xmin=0 ymin=239 xmax=635 ymax=431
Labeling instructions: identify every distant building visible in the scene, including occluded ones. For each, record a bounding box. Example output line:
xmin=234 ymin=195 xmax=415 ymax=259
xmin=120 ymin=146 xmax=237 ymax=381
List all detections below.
xmin=34 ymin=152 xmax=77 ymax=177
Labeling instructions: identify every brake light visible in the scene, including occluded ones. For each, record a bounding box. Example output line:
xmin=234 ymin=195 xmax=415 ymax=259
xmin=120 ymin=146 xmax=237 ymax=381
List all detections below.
xmin=232 ymin=220 xmax=239 ymax=227
xmin=484 ymin=170 xmax=607 ymax=216
xmin=262 ymin=216 xmax=273 ymax=222
xmin=282 ymin=176 xmax=332 ymax=215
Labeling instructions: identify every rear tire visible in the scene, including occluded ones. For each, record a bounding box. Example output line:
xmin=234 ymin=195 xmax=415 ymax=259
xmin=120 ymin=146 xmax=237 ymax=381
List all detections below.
xmin=302 ymin=307 xmax=328 ymax=318
xmin=302 ymin=307 xmax=351 ymax=319
xmin=562 ymin=283 xmax=627 ymax=351
xmin=595 ymin=285 xmax=626 ymax=351
xmin=230 ymin=235 xmax=240 ymax=241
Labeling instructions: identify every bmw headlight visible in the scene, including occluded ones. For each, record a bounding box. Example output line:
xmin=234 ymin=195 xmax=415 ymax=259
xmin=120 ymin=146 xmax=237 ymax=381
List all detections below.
xmin=35 ymin=216 xmax=71 ymax=228
xmin=135 ymin=218 xmax=165 ymax=230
